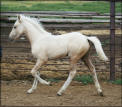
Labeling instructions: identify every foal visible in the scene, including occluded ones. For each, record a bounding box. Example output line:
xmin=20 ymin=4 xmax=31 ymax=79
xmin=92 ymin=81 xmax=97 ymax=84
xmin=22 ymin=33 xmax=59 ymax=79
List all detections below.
xmin=9 ymin=15 xmax=108 ymax=96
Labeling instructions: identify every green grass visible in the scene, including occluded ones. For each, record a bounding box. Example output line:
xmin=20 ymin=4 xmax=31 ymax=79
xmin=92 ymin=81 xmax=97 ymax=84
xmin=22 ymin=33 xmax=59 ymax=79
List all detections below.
xmin=47 ymin=78 xmax=60 ymax=83
xmin=1 ymin=1 xmax=121 ymax=14
xmin=74 ymin=75 xmax=122 ymax=85
xmin=74 ymin=74 xmax=94 ymax=85
xmin=110 ymin=79 xmax=122 ymax=85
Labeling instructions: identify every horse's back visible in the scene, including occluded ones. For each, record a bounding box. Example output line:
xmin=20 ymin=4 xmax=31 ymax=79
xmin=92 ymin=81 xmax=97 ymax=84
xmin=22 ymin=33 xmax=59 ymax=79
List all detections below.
xmin=65 ymin=32 xmax=89 ymax=56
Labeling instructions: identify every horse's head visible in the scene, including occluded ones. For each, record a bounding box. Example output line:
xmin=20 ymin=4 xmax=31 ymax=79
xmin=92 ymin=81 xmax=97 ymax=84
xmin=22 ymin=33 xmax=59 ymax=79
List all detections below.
xmin=9 ymin=15 xmax=25 ymax=41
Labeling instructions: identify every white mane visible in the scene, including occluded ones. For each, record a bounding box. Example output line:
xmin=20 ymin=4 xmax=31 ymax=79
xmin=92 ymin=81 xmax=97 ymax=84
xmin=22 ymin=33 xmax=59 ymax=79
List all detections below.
xmin=20 ymin=15 xmax=51 ymax=35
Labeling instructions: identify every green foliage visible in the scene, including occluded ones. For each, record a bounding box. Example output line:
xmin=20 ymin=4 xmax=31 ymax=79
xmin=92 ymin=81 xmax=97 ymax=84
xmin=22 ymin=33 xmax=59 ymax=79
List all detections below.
xmin=47 ymin=78 xmax=60 ymax=83
xmin=74 ymin=74 xmax=94 ymax=85
xmin=111 ymin=79 xmax=122 ymax=85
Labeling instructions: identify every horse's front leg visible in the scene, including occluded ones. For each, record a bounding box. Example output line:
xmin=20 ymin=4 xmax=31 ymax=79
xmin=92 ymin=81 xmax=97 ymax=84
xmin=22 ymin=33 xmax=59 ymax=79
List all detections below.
xmin=27 ymin=71 xmax=39 ymax=94
xmin=27 ymin=59 xmax=50 ymax=94
xmin=57 ymin=63 xmax=77 ymax=96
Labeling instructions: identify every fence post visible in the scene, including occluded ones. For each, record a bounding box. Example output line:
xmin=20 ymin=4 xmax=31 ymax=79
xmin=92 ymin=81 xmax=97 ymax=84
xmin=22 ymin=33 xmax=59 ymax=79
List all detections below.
xmin=110 ymin=0 xmax=115 ymax=81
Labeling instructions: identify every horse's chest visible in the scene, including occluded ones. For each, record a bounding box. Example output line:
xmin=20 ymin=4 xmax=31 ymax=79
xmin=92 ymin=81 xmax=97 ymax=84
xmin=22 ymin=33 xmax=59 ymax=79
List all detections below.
xmin=31 ymin=49 xmax=38 ymax=57
xmin=31 ymin=46 xmax=43 ymax=57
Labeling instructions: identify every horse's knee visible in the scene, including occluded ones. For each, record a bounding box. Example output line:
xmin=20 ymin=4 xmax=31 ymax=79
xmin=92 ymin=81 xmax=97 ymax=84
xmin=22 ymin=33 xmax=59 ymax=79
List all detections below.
xmin=70 ymin=70 xmax=76 ymax=77
xmin=31 ymin=70 xmax=36 ymax=76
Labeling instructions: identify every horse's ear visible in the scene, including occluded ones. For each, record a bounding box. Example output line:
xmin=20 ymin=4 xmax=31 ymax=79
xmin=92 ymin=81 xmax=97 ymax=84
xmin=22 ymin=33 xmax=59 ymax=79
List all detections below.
xmin=17 ymin=15 xmax=21 ymax=23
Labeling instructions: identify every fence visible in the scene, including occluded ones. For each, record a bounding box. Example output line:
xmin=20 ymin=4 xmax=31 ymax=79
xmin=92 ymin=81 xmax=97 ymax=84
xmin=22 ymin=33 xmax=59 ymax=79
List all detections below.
xmin=1 ymin=11 xmax=121 ymax=29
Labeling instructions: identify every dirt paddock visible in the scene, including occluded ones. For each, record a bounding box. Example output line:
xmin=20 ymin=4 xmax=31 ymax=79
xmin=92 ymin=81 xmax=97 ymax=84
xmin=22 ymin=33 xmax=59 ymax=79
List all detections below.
xmin=1 ymin=80 xmax=121 ymax=106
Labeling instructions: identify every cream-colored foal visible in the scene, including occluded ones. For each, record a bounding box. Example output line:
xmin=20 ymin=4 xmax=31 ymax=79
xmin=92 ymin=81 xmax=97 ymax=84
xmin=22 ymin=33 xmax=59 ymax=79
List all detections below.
xmin=9 ymin=15 xmax=108 ymax=96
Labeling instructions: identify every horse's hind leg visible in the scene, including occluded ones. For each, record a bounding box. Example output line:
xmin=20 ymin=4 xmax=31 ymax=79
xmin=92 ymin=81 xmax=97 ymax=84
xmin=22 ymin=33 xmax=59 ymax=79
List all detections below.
xmin=83 ymin=54 xmax=103 ymax=96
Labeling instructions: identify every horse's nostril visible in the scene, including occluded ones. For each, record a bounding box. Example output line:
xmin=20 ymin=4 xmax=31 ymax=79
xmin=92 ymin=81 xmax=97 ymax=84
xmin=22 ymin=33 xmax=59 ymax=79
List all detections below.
xmin=9 ymin=37 xmax=14 ymax=42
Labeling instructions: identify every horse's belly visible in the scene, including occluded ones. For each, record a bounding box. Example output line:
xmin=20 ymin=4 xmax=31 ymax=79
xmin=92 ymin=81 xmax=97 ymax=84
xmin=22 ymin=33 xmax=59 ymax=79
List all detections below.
xmin=47 ymin=45 xmax=68 ymax=59
xmin=48 ymin=52 xmax=67 ymax=59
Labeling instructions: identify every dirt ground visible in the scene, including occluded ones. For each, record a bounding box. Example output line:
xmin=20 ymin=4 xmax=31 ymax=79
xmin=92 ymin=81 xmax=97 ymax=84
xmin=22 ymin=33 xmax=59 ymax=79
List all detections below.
xmin=1 ymin=80 xmax=121 ymax=106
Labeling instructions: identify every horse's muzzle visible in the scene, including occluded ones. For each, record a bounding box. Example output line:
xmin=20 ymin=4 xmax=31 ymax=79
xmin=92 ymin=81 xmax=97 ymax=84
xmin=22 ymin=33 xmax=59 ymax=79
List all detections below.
xmin=9 ymin=37 xmax=14 ymax=42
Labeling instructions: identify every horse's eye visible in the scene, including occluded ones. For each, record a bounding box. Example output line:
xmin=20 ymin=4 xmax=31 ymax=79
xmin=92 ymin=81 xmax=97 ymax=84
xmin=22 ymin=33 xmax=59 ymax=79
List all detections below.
xmin=14 ymin=26 xmax=17 ymax=29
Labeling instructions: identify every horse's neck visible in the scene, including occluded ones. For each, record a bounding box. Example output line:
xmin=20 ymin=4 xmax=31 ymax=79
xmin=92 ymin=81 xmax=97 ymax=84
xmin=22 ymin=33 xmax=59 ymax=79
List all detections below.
xmin=24 ymin=23 xmax=47 ymax=46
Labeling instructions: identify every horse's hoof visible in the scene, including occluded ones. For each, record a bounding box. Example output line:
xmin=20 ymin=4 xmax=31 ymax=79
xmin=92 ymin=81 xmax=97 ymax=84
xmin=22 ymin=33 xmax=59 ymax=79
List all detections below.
xmin=99 ymin=92 xmax=104 ymax=97
xmin=49 ymin=83 xmax=53 ymax=86
xmin=57 ymin=93 xmax=62 ymax=96
xmin=27 ymin=89 xmax=33 ymax=94
xmin=48 ymin=81 xmax=52 ymax=86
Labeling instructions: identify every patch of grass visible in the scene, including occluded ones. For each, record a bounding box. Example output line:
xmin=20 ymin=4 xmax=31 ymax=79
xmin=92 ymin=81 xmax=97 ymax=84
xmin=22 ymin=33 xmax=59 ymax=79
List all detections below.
xmin=74 ymin=74 xmax=94 ymax=85
xmin=1 ymin=1 xmax=121 ymax=14
xmin=47 ymin=78 xmax=60 ymax=83
xmin=110 ymin=79 xmax=122 ymax=85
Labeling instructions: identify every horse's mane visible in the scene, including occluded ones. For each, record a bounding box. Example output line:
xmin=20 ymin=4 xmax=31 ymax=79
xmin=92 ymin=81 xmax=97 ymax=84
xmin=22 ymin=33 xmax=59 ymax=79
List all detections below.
xmin=21 ymin=15 xmax=51 ymax=35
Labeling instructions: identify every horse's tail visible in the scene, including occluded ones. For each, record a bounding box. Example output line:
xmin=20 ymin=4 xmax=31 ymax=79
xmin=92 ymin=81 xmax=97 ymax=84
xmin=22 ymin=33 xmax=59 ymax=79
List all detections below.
xmin=87 ymin=36 xmax=108 ymax=61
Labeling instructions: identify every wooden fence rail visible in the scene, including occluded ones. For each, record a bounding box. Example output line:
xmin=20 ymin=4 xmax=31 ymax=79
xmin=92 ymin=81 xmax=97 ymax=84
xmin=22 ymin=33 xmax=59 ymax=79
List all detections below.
xmin=1 ymin=11 xmax=121 ymax=24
